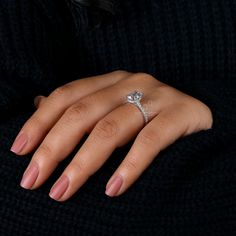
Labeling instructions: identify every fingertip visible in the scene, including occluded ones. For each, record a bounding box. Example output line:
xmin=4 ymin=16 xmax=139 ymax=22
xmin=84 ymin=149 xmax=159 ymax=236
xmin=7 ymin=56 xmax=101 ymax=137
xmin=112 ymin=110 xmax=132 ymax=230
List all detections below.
xmin=49 ymin=175 xmax=69 ymax=201
xmin=20 ymin=162 xmax=39 ymax=190
xmin=10 ymin=132 xmax=28 ymax=155
xmin=105 ymin=174 xmax=123 ymax=197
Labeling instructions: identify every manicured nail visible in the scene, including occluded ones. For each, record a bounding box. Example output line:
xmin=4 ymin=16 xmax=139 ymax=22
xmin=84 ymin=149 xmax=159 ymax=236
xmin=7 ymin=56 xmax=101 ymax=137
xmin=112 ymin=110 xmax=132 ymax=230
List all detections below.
xmin=20 ymin=162 xmax=39 ymax=189
xmin=105 ymin=175 xmax=123 ymax=197
xmin=49 ymin=176 xmax=69 ymax=201
xmin=11 ymin=132 xmax=28 ymax=154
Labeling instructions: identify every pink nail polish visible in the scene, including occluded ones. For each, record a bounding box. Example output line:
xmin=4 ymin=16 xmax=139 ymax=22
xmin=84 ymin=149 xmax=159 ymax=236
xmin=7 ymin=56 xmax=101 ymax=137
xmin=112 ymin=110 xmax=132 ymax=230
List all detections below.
xmin=11 ymin=132 xmax=28 ymax=154
xmin=49 ymin=176 xmax=69 ymax=201
xmin=20 ymin=162 xmax=39 ymax=189
xmin=105 ymin=175 xmax=123 ymax=197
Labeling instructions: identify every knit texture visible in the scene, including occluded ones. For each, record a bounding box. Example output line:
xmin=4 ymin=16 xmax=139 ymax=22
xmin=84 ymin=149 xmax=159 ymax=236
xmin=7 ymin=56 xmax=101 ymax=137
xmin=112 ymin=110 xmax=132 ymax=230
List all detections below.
xmin=0 ymin=0 xmax=236 ymax=235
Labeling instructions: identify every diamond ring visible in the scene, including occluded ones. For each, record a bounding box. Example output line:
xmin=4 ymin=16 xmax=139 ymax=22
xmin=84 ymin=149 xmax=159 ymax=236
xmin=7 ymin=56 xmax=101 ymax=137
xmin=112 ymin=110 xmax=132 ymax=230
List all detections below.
xmin=126 ymin=91 xmax=149 ymax=124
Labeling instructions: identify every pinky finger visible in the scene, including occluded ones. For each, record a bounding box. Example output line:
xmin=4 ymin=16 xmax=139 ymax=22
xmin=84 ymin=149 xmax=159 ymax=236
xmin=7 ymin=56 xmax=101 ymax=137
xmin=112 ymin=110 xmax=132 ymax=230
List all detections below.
xmin=105 ymin=107 xmax=186 ymax=197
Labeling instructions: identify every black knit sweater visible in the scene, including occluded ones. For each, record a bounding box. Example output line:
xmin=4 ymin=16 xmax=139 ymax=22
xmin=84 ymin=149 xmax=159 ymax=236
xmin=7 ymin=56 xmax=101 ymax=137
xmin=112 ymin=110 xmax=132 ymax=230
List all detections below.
xmin=0 ymin=0 xmax=235 ymax=235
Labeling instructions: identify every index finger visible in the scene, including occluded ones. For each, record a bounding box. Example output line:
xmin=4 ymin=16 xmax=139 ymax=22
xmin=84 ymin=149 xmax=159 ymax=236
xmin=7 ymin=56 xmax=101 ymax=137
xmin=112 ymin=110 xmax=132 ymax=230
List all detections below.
xmin=11 ymin=71 xmax=130 ymax=155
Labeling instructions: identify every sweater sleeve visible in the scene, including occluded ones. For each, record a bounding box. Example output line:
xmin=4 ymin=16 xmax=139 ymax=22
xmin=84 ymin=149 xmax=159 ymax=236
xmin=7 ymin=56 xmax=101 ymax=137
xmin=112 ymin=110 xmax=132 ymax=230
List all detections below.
xmin=0 ymin=0 xmax=75 ymax=119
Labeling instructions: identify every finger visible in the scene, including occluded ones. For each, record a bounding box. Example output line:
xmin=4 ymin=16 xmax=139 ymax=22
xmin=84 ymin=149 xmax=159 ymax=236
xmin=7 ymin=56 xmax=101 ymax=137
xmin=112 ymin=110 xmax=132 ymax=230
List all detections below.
xmin=10 ymin=71 xmax=130 ymax=155
xmin=19 ymin=76 xmax=160 ymax=191
xmin=105 ymin=106 xmax=188 ymax=197
xmin=21 ymin=84 xmax=133 ymax=190
xmin=34 ymin=96 xmax=46 ymax=108
xmin=47 ymin=97 xmax=161 ymax=201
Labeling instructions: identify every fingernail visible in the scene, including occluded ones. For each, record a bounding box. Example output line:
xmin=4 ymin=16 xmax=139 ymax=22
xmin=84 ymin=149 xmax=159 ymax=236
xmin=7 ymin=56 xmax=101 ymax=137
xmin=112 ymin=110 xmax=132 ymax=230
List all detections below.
xmin=105 ymin=175 xmax=123 ymax=197
xmin=11 ymin=132 xmax=28 ymax=154
xmin=20 ymin=162 xmax=39 ymax=189
xmin=34 ymin=95 xmax=43 ymax=108
xmin=49 ymin=176 xmax=69 ymax=201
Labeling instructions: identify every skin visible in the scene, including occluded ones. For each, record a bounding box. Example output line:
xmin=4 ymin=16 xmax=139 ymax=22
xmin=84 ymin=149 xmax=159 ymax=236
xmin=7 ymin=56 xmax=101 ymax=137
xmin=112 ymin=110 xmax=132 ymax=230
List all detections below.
xmin=11 ymin=70 xmax=213 ymax=201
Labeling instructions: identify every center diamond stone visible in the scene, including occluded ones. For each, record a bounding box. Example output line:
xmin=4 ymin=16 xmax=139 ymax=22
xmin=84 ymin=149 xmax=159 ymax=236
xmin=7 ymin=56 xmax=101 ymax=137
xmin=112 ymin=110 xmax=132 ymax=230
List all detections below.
xmin=127 ymin=91 xmax=143 ymax=103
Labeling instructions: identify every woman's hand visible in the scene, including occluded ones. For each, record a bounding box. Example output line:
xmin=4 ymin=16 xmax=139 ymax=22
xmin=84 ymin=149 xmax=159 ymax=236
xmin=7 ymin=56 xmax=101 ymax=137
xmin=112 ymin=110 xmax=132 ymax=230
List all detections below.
xmin=10 ymin=71 xmax=213 ymax=201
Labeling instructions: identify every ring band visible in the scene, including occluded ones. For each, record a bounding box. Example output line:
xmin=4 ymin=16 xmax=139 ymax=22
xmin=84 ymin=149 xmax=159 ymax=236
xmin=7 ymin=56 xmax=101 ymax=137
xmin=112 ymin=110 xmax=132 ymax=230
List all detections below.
xmin=126 ymin=90 xmax=149 ymax=124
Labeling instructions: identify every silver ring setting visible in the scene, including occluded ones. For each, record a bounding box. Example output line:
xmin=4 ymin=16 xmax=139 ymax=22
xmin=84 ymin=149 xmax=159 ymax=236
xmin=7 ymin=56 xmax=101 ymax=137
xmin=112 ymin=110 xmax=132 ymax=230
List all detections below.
xmin=126 ymin=91 xmax=149 ymax=124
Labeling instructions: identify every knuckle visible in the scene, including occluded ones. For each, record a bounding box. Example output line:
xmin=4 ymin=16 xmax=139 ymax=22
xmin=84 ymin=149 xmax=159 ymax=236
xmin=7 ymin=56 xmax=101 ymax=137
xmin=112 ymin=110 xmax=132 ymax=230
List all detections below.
xmin=134 ymin=73 xmax=156 ymax=83
xmin=71 ymin=161 xmax=84 ymax=172
xmin=157 ymin=84 xmax=182 ymax=98
xmin=70 ymin=160 xmax=88 ymax=176
xmin=111 ymin=70 xmax=130 ymax=78
xmin=109 ymin=70 xmax=132 ymax=84
xmin=82 ymin=94 xmax=97 ymax=105
xmin=124 ymin=157 xmax=138 ymax=171
xmin=125 ymin=72 xmax=161 ymax=88
xmin=37 ymin=144 xmax=57 ymax=162
xmin=94 ymin=117 xmax=119 ymax=139
xmin=64 ymin=102 xmax=89 ymax=122
xmin=155 ymin=85 xmax=176 ymax=101
xmin=138 ymin=128 xmax=158 ymax=146
xmin=50 ymin=84 xmax=71 ymax=99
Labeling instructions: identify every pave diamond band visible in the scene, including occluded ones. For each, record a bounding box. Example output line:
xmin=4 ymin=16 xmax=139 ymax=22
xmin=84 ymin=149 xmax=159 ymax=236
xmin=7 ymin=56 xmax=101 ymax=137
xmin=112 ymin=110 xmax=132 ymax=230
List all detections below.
xmin=126 ymin=91 xmax=149 ymax=124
